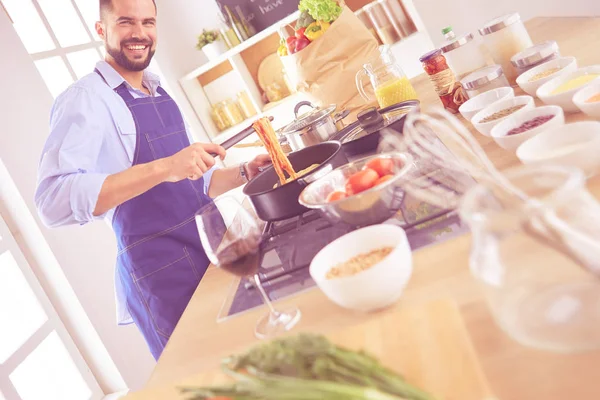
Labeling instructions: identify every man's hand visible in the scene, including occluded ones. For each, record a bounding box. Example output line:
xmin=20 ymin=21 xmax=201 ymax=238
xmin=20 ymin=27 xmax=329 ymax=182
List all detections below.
xmin=246 ymin=154 xmax=272 ymax=180
xmin=161 ymin=143 xmax=226 ymax=183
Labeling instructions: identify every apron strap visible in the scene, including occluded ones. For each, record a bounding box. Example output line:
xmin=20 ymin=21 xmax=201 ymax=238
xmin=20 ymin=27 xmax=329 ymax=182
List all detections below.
xmin=94 ymin=67 xmax=136 ymax=102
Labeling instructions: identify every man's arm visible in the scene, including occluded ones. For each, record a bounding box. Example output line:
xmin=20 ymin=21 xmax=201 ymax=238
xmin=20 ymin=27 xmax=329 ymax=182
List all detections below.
xmin=207 ymin=154 xmax=272 ymax=198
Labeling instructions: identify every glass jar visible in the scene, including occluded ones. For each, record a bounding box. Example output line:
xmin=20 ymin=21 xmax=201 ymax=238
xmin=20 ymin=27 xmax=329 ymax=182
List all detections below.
xmin=356 ymin=8 xmax=383 ymax=45
xmin=419 ymin=49 xmax=466 ymax=113
xmin=210 ymin=102 xmax=229 ymax=132
xmin=511 ymin=40 xmax=561 ymax=76
xmin=222 ymin=99 xmax=244 ymax=127
xmin=381 ymin=0 xmax=417 ymax=37
xmin=364 ymin=1 xmax=400 ymax=45
xmin=440 ymin=27 xmax=489 ymax=80
xmin=478 ymin=13 xmax=533 ymax=86
xmin=378 ymin=0 xmax=405 ymax=40
xmin=460 ymin=65 xmax=510 ymax=98
xmin=236 ymin=90 xmax=257 ymax=119
xmin=460 ymin=165 xmax=600 ymax=353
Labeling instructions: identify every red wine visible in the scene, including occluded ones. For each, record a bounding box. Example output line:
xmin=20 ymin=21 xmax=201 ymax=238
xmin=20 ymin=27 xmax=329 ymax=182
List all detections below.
xmin=216 ymin=239 xmax=260 ymax=277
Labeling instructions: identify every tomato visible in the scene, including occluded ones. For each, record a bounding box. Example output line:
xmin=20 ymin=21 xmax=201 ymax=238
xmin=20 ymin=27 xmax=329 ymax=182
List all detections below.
xmin=345 ymin=168 xmax=379 ymax=195
xmin=365 ymin=157 xmax=395 ymax=178
xmin=326 ymin=191 xmax=347 ymax=202
xmin=374 ymin=174 xmax=394 ymax=186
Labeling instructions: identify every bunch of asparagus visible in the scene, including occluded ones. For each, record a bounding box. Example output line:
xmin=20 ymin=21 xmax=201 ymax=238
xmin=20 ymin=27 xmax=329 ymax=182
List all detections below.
xmin=180 ymin=334 xmax=438 ymax=400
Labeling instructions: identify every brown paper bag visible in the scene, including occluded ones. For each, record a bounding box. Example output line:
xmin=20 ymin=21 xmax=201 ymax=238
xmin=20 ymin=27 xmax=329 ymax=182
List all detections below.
xmin=279 ymin=6 xmax=380 ymax=123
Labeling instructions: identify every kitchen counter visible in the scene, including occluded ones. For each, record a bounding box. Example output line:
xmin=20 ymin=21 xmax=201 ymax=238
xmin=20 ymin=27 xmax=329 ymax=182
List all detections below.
xmin=135 ymin=17 xmax=600 ymax=399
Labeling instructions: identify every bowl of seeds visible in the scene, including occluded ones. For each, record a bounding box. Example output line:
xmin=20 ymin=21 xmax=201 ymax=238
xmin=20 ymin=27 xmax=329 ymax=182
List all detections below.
xmin=472 ymin=95 xmax=536 ymax=137
xmin=516 ymin=56 xmax=578 ymax=97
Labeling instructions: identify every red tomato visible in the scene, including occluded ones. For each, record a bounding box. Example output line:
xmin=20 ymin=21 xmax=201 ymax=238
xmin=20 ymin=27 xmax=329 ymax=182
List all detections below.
xmin=326 ymin=191 xmax=347 ymax=202
xmin=345 ymin=168 xmax=379 ymax=195
xmin=365 ymin=157 xmax=395 ymax=178
xmin=374 ymin=174 xmax=394 ymax=186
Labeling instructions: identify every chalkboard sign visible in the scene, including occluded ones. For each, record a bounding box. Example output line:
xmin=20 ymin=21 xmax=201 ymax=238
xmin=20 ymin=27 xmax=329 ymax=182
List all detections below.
xmin=216 ymin=0 xmax=300 ymax=35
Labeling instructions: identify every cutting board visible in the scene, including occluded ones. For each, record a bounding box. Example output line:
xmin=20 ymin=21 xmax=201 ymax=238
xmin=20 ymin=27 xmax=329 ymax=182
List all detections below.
xmin=124 ymin=300 xmax=494 ymax=400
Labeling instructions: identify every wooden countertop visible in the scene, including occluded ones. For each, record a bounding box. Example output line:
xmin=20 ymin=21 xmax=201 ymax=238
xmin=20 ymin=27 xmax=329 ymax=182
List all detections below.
xmin=139 ymin=17 xmax=600 ymax=399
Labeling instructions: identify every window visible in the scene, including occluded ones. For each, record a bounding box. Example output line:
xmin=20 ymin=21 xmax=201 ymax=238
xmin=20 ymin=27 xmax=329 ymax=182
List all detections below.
xmin=1 ymin=0 xmax=101 ymax=98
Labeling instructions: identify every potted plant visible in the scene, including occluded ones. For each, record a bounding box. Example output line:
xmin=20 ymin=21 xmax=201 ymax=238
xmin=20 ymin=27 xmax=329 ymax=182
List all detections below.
xmin=197 ymin=29 xmax=228 ymax=61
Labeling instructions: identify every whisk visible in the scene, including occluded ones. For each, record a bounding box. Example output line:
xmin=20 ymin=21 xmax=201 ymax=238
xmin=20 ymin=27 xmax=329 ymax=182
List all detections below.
xmin=379 ymin=107 xmax=600 ymax=276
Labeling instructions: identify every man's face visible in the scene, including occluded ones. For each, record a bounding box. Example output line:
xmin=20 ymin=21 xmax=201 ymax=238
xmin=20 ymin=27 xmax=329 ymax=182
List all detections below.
xmin=96 ymin=0 xmax=157 ymax=72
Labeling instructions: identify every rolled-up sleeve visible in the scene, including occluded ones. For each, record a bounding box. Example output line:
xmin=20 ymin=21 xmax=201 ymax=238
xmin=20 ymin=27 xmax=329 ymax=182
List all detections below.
xmin=35 ymin=87 xmax=110 ymax=227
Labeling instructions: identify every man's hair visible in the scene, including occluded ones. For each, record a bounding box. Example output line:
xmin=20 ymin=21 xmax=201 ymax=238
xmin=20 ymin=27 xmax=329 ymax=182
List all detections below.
xmin=99 ymin=0 xmax=157 ymax=20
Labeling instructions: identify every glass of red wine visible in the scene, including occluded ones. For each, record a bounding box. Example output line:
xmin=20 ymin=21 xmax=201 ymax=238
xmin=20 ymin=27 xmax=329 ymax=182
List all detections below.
xmin=195 ymin=195 xmax=301 ymax=339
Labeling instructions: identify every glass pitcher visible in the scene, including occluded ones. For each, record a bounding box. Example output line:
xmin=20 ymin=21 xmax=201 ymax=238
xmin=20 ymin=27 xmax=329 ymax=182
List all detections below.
xmin=460 ymin=164 xmax=600 ymax=354
xmin=355 ymin=45 xmax=418 ymax=109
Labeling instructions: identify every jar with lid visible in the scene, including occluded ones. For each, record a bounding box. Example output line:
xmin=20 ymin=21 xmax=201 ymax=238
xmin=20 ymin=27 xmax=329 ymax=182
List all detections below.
xmin=460 ymin=65 xmax=510 ymax=98
xmin=419 ymin=49 xmax=467 ymax=113
xmin=363 ymin=1 xmax=401 ymax=45
xmin=210 ymin=102 xmax=229 ymax=132
xmin=222 ymin=99 xmax=244 ymax=127
xmin=356 ymin=8 xmax=383 ymax=45
xmin=439 ymin=26 xmax=489 ymax=80
xmin=478 ymin=13 xmax=533 ymax=85
xmin=510 ymin=40 xmax=561 ymax=76
xmin=236 ymin=91 xmax=257 ymax=119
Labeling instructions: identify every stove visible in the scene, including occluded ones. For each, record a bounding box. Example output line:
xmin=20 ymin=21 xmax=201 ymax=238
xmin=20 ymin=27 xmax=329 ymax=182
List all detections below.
xmin=217 ymin=193 xmax=469 ymax=322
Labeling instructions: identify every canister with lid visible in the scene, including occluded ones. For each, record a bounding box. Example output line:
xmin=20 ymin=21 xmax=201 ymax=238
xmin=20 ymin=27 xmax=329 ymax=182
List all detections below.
xmin=510 ymin=40 xmax=561 ymax=76
xmin=439 ymin=26 xmax=488 ymax=80
xmin=478 ymin=13 xmax=533 ymax=85
xmin=356 ymin=8 xmax=383 ymax=44
xmin=460 ymin=65 xmax=510 ymax=98
xmin=363 ymin=1 xmax=400 ymax=45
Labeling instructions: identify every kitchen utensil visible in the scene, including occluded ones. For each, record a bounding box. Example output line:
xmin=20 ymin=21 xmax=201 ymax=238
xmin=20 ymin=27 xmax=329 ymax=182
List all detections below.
xmin=536 ymin=65 xmax=600 ymax=113
xmin=280 ymin=101 xmax=349 ymax=152
xmin=471 ymin=95 xmax=535 ymax=137
xmin=491 ymin=105 xmax=565 ymax=150
xmin=516 ymin=56 xmax=577 ymax=97
xmin=458 ymin=86 xmax=514 ymax=122
xmin=243 ymin=141 xmax=348 ymax=222
xmin=460 ymin=164 xmax=600 ymax=353
xmin=298 ymin=152 xmax=412 ymax=227
xmin=573 ymin=80 xmax=600 ymax=118
xmin=309 ymin=224 xmax=412 ymax=311
xmin=211 ymin=116 xmax=274 ymax=156
xmin=195 ymin=196 xmax=300 ymax=339
xmin=331 ymin=100 xmax=419 ymax=158
xmin=356 ymin=45 xmax=418 ymax=108
xmin=395 ymin=108 xmax=600 ymax=277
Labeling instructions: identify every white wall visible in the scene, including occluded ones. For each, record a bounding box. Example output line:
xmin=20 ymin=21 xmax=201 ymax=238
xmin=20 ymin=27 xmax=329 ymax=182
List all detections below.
xmin=0 ymin=8 xmax=155 ymax=393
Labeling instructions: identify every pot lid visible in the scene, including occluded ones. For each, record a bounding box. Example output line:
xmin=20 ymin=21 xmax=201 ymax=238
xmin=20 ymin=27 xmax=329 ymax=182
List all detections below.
xmin=281 ymin=104 xmax=337 ymax=134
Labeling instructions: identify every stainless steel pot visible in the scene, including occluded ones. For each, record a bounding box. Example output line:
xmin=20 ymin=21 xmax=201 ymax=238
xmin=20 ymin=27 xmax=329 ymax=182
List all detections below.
xmin=280 ymin=101 xmax=350 ymax=152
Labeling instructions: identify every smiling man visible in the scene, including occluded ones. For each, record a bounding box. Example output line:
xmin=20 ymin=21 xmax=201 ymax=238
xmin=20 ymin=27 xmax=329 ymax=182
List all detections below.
xmin=34 ymin=0 xmax=270 ymax=360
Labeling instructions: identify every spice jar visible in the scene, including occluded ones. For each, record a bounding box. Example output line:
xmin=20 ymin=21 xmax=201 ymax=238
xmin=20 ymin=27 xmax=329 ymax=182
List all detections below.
xmin=440 ymin=27 xmax=489 ymax=80
xmin=364 ymin=1 xmax=400 ymax=45
xmin=419 ymin=49 xmax=466 ymax=113
xmin=222 ymin=99 xmax=244 ymax=127
xmin=510 ymin=40 xmax=561 ymax=76
xmin=478 ymin=13 xmax=533 ymax=85
xmin=356 ymin=8 xmax=383 ymax=45
xmin=460 ymin=65 xmax=510 ymax=98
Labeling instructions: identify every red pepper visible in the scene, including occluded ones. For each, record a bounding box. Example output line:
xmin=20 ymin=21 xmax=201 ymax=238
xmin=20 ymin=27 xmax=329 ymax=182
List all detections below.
xmin=286 ymin=36 xmax=298 ymax=54
xmin=296 ymin=27 xmax=307 ymax=38
xmin=295 ymin=35 xmax=311 ymax=52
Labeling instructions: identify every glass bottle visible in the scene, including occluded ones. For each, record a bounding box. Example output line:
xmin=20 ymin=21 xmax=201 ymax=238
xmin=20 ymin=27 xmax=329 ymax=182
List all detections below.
xmin=419 ymin=49 xmax=466 ymax=113
xmin=224 ymin=5 xmax=247 ymax=42
xmin=439 ymin=26 xmax=489 ymax=80
xmin=460 ymin=164 xmax=600 ymax=353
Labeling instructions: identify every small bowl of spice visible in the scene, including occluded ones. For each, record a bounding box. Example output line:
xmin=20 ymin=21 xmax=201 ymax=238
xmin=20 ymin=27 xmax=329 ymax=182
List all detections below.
xmin=491 ymin=105 xmax=565 ymax=150
xmin=537 ymin=65 xmax=600 ymax=112
xmin=516 ymin=56 xmax=577 ymax=97
xmin=459 ymin=86 xmax=514 ymax=122
xmin=472 ymin=95 xmax=535 ymax=137
xmin=309 ymin=224 xmax=412 ymax=312
xmin=573 ymin=80 xmax=600 ymax=118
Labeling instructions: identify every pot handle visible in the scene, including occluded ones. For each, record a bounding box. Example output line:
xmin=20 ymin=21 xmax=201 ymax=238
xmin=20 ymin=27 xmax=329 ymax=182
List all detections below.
xmin=333 ymin=109 xmax=350 ymax=123
xmin=294 ymin=101 xmax=316 ymax=118
xmin=298 ymin=163 xmax=334 ymax=187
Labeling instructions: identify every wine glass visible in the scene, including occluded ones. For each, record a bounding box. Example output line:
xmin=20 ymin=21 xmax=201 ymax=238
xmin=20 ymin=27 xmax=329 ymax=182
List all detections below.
xmin=195 ymin=195 xmax=301 ymax=339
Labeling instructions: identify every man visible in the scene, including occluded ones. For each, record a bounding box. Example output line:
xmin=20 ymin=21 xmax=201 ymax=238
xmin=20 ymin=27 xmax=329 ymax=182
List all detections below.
xmin=35 ymin=0 xmax=270 ymax=360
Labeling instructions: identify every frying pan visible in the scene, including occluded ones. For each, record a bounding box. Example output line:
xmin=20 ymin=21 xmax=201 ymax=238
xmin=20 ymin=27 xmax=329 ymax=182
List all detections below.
xmin=243 ymin=141 xmax=348 ymax=222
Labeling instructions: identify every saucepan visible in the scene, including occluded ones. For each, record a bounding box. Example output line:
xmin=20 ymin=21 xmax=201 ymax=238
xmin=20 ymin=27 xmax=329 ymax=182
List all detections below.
xmin=279 ymin=102 xmax=350 ymax=152
xmin=243 ymin=141 xmax=348 ymax=222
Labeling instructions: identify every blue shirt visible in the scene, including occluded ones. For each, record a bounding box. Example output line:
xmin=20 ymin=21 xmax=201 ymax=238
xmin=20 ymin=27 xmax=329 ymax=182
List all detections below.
xmin=35 ymin=61 xmax=215 ymax=324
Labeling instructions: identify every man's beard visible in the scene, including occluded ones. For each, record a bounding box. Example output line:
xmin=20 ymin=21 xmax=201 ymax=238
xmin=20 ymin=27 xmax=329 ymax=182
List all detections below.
xmin=106 ymin=39 xmax=155 ymax=72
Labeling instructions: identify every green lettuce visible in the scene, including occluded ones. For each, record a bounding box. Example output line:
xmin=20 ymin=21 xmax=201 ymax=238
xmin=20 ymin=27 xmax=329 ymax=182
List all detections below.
xmin=298 ymin=0 xmax=343 ymax=23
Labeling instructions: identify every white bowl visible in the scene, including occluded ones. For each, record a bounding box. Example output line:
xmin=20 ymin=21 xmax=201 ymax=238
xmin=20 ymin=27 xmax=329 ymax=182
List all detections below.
xmin=471 ymin=95 xmax=535 ymax=137
xmin=459 ymin=87 xmax=515 ymax=122
xmin=536 ymin=65 xmax=600 ymax=113
xmin=516 ymin=121 xmax=600 ymax=177
xmin=309 ymin=224 xmax=412 ymax=312
xmin=491 ymin=106 xmax=565 ymax=150
xmin=516 ymin=56 xmax=578 ymax=97
xmin=573 ymin=80 xmax=600 ymax=119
